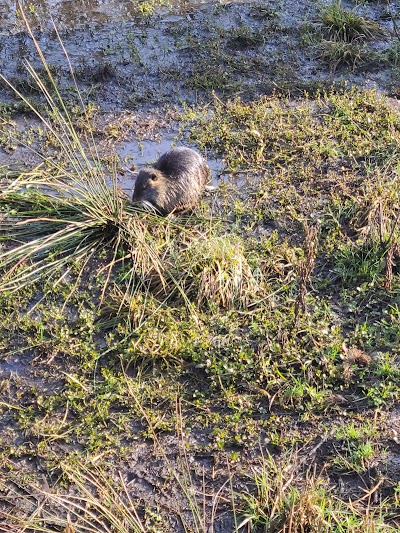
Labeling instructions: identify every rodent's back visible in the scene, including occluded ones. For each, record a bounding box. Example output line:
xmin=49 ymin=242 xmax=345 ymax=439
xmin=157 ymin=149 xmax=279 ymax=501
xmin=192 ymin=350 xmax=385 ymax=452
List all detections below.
xmin=154 ymin=147 xmax=210 ymax=187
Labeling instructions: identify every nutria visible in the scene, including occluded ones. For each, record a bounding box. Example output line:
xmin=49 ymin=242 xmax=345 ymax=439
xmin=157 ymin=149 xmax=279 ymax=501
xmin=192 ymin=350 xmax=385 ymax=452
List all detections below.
xmin=132 ymin=146 xmax=211 ymax=215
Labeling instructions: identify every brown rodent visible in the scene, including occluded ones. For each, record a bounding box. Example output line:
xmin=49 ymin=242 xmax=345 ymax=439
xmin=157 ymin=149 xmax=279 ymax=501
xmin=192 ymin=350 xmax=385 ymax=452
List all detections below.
xmin=132 ymin=146 xmax=211 ymax=215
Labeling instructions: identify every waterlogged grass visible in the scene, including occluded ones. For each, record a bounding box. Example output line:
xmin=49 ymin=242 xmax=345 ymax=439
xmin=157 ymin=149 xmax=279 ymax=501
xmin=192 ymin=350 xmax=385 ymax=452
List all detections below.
xmin=183 ymin=88 xmax=400 ymax=246
xmin=318 ymin=1 xmax=384 ymax=43
xmin=311 ymin=1 xmax=386 ymax=70
xmin=0 ymin=7 xmax=400 ymax=530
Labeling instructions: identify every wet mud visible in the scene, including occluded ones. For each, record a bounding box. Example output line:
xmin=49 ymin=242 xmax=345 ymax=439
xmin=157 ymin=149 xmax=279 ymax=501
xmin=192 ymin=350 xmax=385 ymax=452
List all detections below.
xmin=0 ymin=0 xmax=398 ymax=114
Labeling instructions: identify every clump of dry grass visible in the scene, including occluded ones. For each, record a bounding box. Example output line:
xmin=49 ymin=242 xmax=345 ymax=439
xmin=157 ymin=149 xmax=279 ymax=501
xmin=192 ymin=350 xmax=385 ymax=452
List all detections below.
xmin=294 ymin=221 xmax=319 ymax=320
xmin=238 ymin=447 xmax=398 ymax=533
xmin=181 ymin=235 xmax=263 ymax=308
xmin=0 ymin=459 xmax=147 ymax=533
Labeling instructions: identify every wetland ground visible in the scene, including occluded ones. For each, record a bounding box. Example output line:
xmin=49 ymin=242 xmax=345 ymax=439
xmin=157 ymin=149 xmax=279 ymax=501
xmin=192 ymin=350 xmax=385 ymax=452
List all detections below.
xmin=0 ymin=0 xmax=400 ymax=531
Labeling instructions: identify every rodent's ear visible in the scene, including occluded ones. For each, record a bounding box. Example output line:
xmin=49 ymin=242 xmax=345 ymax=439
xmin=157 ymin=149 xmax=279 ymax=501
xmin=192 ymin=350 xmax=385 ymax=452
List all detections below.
xmin=150 ymin=173 xmax=158 ymax=181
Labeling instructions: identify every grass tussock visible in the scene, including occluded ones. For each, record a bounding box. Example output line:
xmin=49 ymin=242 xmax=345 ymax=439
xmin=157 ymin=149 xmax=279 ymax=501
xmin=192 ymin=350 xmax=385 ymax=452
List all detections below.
xmin=316 ymin=38 xmax=367 ymax=70
xmin=318 ymin=1 xmax=385 ymax=43
xmin=239 ymin=449 xmax=398 ymax=532
xmin=182 ymin=234 xmax=263 ymax=308
xmin=314 ymin=1 xmax=385 ymax=69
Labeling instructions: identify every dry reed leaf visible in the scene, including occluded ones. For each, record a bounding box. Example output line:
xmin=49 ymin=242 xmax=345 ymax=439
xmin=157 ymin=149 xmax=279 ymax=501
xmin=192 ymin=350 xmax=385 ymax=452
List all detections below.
xmin=342 ymin=344 xmax=372 ymax=365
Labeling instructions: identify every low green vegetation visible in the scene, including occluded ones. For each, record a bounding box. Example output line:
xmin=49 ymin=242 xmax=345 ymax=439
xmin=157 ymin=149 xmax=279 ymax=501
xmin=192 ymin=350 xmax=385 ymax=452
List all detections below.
xmin=0 ymin=3 xmax=399 ymax=533
xmin=135 ymin=0 xmax=165 ymax=17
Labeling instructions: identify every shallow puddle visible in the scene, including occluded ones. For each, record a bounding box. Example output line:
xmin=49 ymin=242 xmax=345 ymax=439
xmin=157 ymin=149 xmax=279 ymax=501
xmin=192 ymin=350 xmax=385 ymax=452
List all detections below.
xmin=118 ymin=134 xmax=226 ymax=194
xmin=1 ymin=0 xmax=235 ymax=31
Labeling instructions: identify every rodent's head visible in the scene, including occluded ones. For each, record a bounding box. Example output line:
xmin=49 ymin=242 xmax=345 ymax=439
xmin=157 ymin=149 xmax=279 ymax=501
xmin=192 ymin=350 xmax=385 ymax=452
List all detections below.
xmin=132 ymin=168 xmax=167 ymax=214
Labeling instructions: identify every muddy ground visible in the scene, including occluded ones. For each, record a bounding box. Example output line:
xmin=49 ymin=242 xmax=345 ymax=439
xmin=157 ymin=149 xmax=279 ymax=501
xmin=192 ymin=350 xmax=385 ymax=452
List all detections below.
xmin=0 ymin=0 xmax=400 ymax=531
xmin=0 ymin=0 xmax=399 ymax=110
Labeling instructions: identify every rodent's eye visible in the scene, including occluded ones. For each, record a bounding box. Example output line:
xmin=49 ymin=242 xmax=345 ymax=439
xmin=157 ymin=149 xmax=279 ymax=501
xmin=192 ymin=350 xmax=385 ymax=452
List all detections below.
xmin=150 ymin=173 xmax=158 ymax=181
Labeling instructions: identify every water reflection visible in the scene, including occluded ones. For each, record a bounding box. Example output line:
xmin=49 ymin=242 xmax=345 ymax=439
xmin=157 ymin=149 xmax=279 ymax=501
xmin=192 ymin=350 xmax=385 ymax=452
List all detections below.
xmin=2 ymin=0 xmax=213 ymax=31
xmin=118 ymin=134 xmax=225 ymax=194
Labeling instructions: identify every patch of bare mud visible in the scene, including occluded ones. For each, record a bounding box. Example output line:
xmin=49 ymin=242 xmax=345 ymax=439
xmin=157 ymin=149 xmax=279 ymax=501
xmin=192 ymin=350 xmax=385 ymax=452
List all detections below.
xmin=0 ymin=0 xmax=398 ymax=113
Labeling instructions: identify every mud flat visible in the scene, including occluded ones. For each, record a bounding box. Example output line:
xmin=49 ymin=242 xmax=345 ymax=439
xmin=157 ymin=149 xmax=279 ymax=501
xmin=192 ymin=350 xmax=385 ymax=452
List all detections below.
xmin=0 ymin=0 xmax=399 ymax=112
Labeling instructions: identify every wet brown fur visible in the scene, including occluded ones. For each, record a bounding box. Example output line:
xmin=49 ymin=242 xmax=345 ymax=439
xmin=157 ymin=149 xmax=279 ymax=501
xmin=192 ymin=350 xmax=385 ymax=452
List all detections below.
xmin=132 ymin=147 xmax=211 ymax=215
